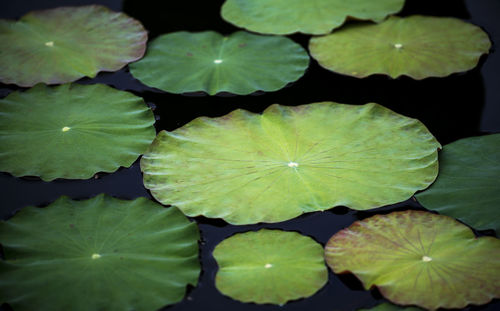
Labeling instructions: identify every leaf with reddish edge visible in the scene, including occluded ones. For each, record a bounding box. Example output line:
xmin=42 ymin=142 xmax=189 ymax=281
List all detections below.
xmin=0 ymin=5 xmax=147 ymax=87
xmin=325 ymin=210 xmax=500 ymax=310
xmin=309 ymin=16 xmax=491 ymax=79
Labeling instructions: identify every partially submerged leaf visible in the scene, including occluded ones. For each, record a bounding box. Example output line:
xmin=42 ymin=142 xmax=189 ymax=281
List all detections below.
xmin=359 ymin=302 xmax=423 ymax=311
xmin=129 ymin=31 xmax=309 ymax=95
xmin=416 ymin=134 xmax=500 ymax=232
xmin=325 ymin=211 xmax=500 ymax=310
xmin=0 ymin=83 xmax=156 ymax=181
xmin=221 ymin=0 xmax=405 ymax=35
xmin=0 ymin=5 xmax=147 ymax=86
xmin=213 ymin=229 xmax=327 ymax=304
xmin=0 ymin=194 xmax=200 ymax=311
xmin=309 ymin=16 xmax=491 ymax=79
xmin=141 ymin=102 xmax=440 ymax=224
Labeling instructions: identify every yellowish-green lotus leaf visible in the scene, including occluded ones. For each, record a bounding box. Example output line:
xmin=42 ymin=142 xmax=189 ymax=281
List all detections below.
xmin=416 ymin=134 xmax=500 ymax=232
xmin=325 ymin=211 xmax=500 ymax=310
xmin=309 ymin=16 xmax=491 ymax=79
xmin=141 ymin=102 xmax=440 ymax=224
xmin=0 ymin=194 xmax=200 ymax=311
xmin=221 ymin=0 xmax=405 ymax=35
xmin=0 ymin=83 xmax=156 ymax=181
xmin=213 ymin=229 xmax=328 ymax=305
xmin=0 ymin=5 xmax=147 ymax=87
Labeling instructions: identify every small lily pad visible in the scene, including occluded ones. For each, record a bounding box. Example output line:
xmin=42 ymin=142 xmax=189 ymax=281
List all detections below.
xmin=0 ymin=83 xmax=156 ymax=181
xmin=325 ymin=210 xmax=500 ymax=310
xmin=141 ymin=102 xmax=440 ymax=224
xmin=213 ymin=229 xmax=327 ymax=305
xmin=0 ymin=5 xmax=147 ymax=86
xmin=129 ymin=31 xmax=309 ymax=95
xmin=309 ymin=16 xmax=491 ymax=79
xmin=416 ymin=134 xmax=500 ymax=232
xmin=221 ymin=0 xmax=405 ymax=35
xmin=0 ymin=194 xmax=200 ymax=311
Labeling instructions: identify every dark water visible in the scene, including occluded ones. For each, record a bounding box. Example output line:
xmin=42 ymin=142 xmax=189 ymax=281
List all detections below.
xmin=1 ymin=1 xmax=499 ymax=310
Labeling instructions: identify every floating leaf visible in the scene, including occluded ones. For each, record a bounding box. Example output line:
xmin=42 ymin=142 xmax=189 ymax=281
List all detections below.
xmin=416 ymin=134 xmax=500 ymax=232
xmin=0 ymin=194 xmax=200 ymax=311
xmin=309 ymin=16 xmax=491 ymax=79
xmin=129 ymin=31 xmax=309 ymax=95
xmin=213 ymin=229 xmax=327 ymax=304
xmin=0 ymin=83 xmax=156 ymax=181
xmin=141 ymin=102 xmax=440 ymax=224
xmin=325 ymin=210 xmax=500 ymax=310
xmin=221 ymin=0 xmax=405 ymax=35
xmin=0 ymin=5 xmax=147 ymax=86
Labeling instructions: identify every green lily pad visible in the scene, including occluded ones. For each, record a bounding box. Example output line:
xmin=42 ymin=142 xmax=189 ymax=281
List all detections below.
xmin=141 ymin=102 xmax=440 ymax=224
xmin=416 ymin=134 xmax=500 ymax=232
xmin=221 ymin=0 xmax=405 ymax=35
xmin=213 ymin=229 xmax=327 ymax=305
xmin=129 ymin=31 xmax=309 ymax=95
xmin=0 ymin=5 xmax=147 ymax=87
xmin=0 ymin=83 xmax=156 ymax=181
xmin=325 ymin=210 xmax=500 ymax=310
xmin=0 ymin=194 xmax=200 ymax=311
xmin=309 ymin=16 xmax=491 ymax=79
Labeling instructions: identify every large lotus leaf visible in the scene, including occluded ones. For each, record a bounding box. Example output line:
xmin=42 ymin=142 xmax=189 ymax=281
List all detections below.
xmin=309 ymin=16 xmax=491 ymax=79
xmin=0 ymin=5 xmax=147 ymax=87
xmin=129 ymin=31 xmax=309 ymax=95
xmin=325 ymin=211 xmax=500 ymax=310
xmin=0 ymin=83 xmax=156 ymax=181
xmin=141 ymin=102 xmax=440 ymax=225
xmin=213 ymin=229 xmax=327 ymax=304
xmin=416 ymin=134 xmax=500 ymax=232
xmin=0 ymin=194 xmax=200 ymax=311
xmin=220 ymin=0 xmax=405 ymax=35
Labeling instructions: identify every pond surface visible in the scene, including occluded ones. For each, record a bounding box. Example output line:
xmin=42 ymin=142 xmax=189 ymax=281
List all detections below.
xmin=1 ymin=0 xmax=499 ymax=310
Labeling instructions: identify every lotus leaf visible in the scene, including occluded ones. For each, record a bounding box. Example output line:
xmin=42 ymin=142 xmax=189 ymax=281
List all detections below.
xmin=325 ymin=210 xmax=500 ymax=310
xmin=0 ymin=5 xmax=147 ymax=86
xmin=416 ymin=134 xmax=500 ymax=232
xmin=309 ymin=16 xmax=491 ymax=79
xmin=141 ymin=102 xmax=440 ymax=224
xmin=0 ymin=83 xmax=156 ymax=181
xmin=213 ymin=229 xmax=327 ymax=304
xmin=129 ymin=31 xmax=309 ymax=95
xmin=0 ymin=194 xmax=200 ymax=311
xmin=220 ymin=0 xmax=405 ymax=35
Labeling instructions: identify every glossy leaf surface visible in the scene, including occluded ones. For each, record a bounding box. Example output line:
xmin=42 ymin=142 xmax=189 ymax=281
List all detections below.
xmin=141 ymin=102 xmax=440 ymax=224
xmin=221 ymin=0 xmax=405 ymax=35
xmin=416 ymin=134 xmax=500 ymax=232
xmin=213 ymin=229 xmax=327 ymax=305
xmin=0 ymin=83 xmax=156 ymax=181
xmin=130 ymin=31 xmax=309 ymax=95
xmin=0 ymin=194 xmax=200 ymax=311
xmin=309 ymin=16 xmax=491 ymax=79
xmin=325 ymin=211 xmax=500 ymax=310
xmin=0 ymin=5 xmax=147 ymax=86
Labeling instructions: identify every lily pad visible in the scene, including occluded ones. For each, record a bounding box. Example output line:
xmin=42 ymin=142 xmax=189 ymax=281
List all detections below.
xmin=221 ymin=0 xmax=405 ymax=35
xmin=359 ymin=302 xmax=423 ymax=311
xmin=213 ymin=229 xmax=327 ymax=305
xmin=141 ymin=102 xmax=440 ymax=224
xmin=0 ymin=5 xmax=147 ymax=87
xmin=309 ymin=16 xmax=491 ymax=79
xmin=0 ymin=194 xmax=200 ymax=311
xmin=416 ymin=134 xmax=500 ymax=232
xmin=0 ymin=83 xmax=156 ymax=181
xmin=129 ymin=31 xmax=309 ymax=95
xmin=325 ymin=210 xmax=500 ymax=310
